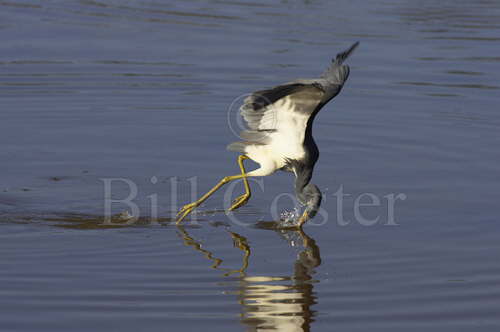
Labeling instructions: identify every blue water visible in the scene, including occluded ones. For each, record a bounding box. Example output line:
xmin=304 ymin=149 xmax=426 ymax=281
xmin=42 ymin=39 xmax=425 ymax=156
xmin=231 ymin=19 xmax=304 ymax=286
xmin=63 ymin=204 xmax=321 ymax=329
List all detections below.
xmin=1 ymin=1 xmax=500 ymax=331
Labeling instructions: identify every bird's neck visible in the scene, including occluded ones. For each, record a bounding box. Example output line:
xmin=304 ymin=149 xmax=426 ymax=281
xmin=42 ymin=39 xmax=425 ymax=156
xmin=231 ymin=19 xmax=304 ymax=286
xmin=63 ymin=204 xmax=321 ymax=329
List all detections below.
xmin=294 ymin=168 xmax=313 ymax=205
xmin=304 ymin=117 xmax=319 ymax=165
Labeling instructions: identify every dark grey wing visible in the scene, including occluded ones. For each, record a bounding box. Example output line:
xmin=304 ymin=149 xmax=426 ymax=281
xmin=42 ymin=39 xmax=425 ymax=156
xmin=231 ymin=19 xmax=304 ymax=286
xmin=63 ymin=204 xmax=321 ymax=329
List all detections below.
xmin=228 ymin=84 xmax=325 ymax=152
xmin=319 ymin=41 xmax=359 ymax=100
xmin=320 ymin=41 xmax=358 ymax=82
xmin=240 ymin=83 xmax=311 ymax=131
xmin=228 ymin=42 xmax=359 ymax=153
xmin=333 ymin=41 xmax=359 ymax=67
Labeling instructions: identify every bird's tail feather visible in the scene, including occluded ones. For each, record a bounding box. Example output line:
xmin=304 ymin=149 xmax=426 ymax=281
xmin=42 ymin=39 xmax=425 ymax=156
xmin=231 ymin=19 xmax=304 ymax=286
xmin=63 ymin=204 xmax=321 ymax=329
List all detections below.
xmin=227 ymin=141 xmax=248 ymax=153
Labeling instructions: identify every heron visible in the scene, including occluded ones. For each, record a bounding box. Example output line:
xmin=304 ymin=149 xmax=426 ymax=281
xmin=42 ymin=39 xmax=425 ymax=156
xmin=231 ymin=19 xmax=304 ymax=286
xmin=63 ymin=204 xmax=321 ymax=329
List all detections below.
xmin=177 ymin=42 xmax=359 ymax=228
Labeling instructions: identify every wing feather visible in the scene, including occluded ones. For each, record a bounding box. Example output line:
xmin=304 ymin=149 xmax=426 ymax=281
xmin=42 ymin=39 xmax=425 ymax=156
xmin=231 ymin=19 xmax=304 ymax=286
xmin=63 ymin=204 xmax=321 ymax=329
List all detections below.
xmin=229 ymin=84 xmax=324 ymax=150
xmin=227 ymin=42 xmax=359 ymax=154
xmin=240 ymin=83 xmax=310 ymax=131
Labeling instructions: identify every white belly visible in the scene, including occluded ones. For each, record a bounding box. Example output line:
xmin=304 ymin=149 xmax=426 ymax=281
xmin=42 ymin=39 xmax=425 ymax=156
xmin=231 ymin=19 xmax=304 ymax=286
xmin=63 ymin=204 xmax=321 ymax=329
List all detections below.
xmin=245 ymin=133 xmax=306 ymax=177
xmin=244 ymin=96 xmax=310 ymax=177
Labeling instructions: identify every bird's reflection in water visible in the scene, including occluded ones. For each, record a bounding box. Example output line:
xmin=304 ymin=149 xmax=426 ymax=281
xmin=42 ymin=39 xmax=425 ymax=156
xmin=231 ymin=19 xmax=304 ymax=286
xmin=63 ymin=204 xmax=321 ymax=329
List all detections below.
xmin=176 ymin=226 xmax=250 ymax=276
xmin=176 ymin=223 xmax=321 ymax=332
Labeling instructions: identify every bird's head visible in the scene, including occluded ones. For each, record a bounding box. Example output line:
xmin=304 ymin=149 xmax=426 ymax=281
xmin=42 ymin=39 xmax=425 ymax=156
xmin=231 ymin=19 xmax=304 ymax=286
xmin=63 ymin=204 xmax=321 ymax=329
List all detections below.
xmin=298 ymin=183 xmax=322 ymax=220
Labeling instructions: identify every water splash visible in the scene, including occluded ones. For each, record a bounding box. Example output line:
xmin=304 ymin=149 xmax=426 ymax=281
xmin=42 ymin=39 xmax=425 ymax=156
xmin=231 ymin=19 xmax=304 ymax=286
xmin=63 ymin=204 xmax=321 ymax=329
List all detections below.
xmin=278 ymin=207 xmax=301 ymax=228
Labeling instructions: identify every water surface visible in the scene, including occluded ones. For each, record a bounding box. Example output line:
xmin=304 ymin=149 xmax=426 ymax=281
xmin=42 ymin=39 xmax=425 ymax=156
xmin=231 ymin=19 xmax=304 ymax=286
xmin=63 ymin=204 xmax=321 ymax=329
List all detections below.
xmin=1 ymin=0 xmax=500 ymax=331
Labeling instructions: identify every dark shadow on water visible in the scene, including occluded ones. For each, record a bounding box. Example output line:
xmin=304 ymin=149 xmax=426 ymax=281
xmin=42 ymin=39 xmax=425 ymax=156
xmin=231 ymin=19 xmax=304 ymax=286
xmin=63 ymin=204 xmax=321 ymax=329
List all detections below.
xmin=0 ymin=212 xmax=178 ymax=229
xmin=45 ymin=213 xmax=175 ymax=229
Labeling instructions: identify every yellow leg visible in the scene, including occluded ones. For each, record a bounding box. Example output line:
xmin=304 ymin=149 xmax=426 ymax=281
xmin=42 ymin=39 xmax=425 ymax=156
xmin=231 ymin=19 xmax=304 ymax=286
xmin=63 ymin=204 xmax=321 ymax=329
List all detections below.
xmin=297 ymin=211 xmax=310 ymax=229
xmin=228 ymin=155 xmax=251 ymax=211
xmin=176 ymin=173 xmax=245 ymax=224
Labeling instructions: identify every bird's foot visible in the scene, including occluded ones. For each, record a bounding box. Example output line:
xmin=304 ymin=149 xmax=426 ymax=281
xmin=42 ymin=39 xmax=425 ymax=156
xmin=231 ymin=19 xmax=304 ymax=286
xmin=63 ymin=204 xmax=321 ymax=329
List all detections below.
xmin=296 ymin=211 xmax=310 ymax=228
xmin=176 ymin=202 xmax=200 ymax=224
xmin=228 ymin=193 xmax=251 ymax=211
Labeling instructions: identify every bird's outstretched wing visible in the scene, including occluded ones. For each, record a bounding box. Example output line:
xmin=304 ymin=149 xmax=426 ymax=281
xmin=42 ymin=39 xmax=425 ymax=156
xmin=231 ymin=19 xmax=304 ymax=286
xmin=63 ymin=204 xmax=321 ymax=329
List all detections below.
xmin=228 ymin=83 xmax=324 ymax=151
xmin=318 ymin=41 xmax=359 ymax=100
xmin=320 ymin=41 xmax=359 ymax=83
xmin=228 ymin=42 xmax=358 ymax=152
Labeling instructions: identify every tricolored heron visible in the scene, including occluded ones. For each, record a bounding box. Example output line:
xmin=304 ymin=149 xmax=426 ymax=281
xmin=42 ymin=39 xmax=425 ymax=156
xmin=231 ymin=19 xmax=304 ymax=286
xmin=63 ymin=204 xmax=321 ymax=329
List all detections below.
xmin=177 ymin=42 xmax=359 ymax=227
